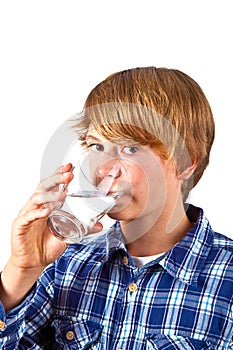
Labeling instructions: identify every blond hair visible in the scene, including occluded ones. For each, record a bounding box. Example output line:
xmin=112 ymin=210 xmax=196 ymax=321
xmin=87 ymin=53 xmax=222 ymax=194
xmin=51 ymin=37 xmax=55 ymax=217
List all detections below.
xmin=73 ymin=67 xmax=215 ymax=200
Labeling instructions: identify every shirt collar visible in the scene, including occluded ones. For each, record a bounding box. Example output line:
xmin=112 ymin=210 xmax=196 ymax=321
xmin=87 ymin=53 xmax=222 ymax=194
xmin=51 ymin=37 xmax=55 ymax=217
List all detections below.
xmin=158 ymin=205 xmax=214 ymax=285
xmin=105 ymin=223 xmax=127 ymax=260
xmin=104 ymin=205 xmax=214 ymax=285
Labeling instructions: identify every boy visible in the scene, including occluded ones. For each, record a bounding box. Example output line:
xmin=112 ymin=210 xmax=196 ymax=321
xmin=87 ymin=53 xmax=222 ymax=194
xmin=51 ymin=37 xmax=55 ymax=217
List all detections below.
xmin=0 ymin=67 xmax=232 ymax=349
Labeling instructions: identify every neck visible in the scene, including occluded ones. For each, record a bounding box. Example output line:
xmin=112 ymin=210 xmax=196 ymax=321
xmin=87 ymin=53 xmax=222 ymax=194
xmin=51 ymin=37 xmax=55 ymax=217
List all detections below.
xmin=121 ymin=199 xmax=193 ymax=257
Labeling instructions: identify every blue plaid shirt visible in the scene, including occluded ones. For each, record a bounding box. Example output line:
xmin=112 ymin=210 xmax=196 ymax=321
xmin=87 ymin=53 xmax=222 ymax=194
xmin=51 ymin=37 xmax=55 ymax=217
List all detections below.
xmin=1 ymin=205 xmax=233 ymax=349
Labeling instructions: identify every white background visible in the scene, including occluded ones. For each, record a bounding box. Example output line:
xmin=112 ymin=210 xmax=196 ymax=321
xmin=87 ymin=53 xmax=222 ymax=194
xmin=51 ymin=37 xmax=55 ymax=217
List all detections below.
xmin=0 ymin=0 xmax=232 ymax=269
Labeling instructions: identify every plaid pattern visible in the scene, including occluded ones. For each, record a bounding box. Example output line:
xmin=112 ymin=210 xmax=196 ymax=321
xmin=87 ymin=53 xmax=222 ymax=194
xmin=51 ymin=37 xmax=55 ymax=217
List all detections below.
xmin=1 ymin=205 xmax=233 ymax=349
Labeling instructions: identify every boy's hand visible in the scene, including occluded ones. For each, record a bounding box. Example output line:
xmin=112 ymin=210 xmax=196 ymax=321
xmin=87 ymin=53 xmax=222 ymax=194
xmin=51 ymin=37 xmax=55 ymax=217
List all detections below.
xmin=0 ymin=164 xmax=103 ymax=310
xmin=10 ymin=163 xmax=73 ymax=269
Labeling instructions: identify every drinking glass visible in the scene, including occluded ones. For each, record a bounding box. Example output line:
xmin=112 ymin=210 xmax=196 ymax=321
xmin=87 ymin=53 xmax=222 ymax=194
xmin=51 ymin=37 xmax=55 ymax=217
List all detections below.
xmin=47 ymin=148 xmax=123 ymax=243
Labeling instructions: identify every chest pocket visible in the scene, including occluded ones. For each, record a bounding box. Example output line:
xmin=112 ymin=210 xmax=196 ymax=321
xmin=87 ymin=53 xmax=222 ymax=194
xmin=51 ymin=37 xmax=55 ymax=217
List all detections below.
xmin=53 ymin=316 xmax=102 ymax=349
xmin=146 ymin=334 xmax=212 ymax=350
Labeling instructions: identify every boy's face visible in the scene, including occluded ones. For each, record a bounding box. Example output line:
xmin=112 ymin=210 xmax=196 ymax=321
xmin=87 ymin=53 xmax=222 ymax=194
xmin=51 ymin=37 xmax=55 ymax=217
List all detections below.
xmin=85 ymin=129 xmax=180 ymax=226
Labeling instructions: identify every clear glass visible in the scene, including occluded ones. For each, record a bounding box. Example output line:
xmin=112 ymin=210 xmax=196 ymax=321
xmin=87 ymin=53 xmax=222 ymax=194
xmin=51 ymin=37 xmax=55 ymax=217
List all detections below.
xmin=47 ymin=149 xmax=122 ymax=243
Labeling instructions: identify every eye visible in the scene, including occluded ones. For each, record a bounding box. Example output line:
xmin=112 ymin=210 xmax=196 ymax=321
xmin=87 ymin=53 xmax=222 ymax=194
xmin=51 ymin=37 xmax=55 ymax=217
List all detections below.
xmin=123 ymin=146 xmax=139 ymax=155
xmin=88 ymin=143 xmax=104 ymax=152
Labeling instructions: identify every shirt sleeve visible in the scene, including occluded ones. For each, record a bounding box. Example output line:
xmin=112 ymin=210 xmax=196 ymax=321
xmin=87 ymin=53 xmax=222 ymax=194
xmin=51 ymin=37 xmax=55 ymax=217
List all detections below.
xmin=0 ymin=293 xmax=34 ymax=348
xmin=0 ymin=265 xmax=55 ymax=349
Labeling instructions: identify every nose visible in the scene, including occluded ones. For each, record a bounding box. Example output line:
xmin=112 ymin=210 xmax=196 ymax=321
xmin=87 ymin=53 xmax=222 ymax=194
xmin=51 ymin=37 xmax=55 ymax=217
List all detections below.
xmin=96 ymin=159 xmax=121 ymax=193
xmin=97 ymin=161 xmax=122 ymax=179
xmin=96 ymin=162 xmax=122 ymax=194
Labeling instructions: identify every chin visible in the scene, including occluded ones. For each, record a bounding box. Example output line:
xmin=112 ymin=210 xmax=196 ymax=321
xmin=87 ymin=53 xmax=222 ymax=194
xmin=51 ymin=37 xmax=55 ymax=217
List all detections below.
xmin=108 ymin=195 xmax=143 ymax=221
xmin=107 ymin=211 xmax=127 ymax=221
xmin=107 ymin=207 xmax=139 ymax=222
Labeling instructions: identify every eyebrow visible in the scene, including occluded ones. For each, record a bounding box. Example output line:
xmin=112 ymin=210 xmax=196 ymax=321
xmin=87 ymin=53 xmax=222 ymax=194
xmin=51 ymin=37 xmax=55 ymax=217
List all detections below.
xmin=85 ymin=134 xmax=142 ymax=147
xmin=85 ymin=135 xmax=101 ymax=142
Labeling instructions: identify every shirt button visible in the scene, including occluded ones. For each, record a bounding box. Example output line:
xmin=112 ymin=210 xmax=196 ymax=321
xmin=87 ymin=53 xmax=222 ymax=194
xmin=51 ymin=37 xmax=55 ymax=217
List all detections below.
xmin=128 ymin=282 xmax=138 ymax=292
xmin=123 ymin=256 xmax=129 ymax=265
xmin=0 ymin=320 xmax=6 ymax=330
xmin=66 ymin=330 xmax=75 ymax=340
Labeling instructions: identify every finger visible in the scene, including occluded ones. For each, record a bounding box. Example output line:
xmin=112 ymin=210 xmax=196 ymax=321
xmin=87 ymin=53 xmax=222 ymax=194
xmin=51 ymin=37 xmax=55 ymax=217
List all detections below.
xmin=19 ymin=164 xmax=74 ymax=216
xmin=56 ymin=163 xmax=73 ymax=173
xmin=13 ymin=207 xmax=50 ymax=232
xmin=87 ymin=222 xmax=103 ymax=234
xmin=46 ymin=163 xmax=73 ymax=176
xmin=37 ymin=163 xmax=74 ymax=191
xmin=38 ymin=170 xmax=74 ymax=193
xmin=19 ymin=190 xmax=66 ymax=216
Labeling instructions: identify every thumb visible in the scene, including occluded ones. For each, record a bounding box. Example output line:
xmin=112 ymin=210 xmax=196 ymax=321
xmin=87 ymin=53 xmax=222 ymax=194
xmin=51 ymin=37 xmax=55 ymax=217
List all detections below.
xmin=87 ymin=221 xmax=103 ymax=234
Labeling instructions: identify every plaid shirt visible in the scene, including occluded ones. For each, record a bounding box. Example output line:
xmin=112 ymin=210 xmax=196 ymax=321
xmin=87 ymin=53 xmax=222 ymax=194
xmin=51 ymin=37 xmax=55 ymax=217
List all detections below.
xmin=1 ymin=205 xmax=233 ymax=349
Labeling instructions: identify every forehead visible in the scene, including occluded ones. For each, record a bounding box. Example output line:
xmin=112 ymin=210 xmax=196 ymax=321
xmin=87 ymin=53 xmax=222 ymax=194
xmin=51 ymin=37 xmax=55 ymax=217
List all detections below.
xmin=85 ymin=127 xmax=139 ymax=146
xmin=86 ymin=127 xmax=105 ymax=140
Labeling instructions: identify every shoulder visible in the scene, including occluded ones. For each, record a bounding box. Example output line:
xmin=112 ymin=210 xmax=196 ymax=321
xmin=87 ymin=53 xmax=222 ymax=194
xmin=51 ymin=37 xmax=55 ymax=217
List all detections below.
xmin=210 ymin=231 xmax=233 ymax=268
xmin=188 ymin=204 xmax=233 ymax=262
xmin=213 ymin=231 xmax=233 ymax=252
xmin=205 ymin=231 xmax=233 ymax=280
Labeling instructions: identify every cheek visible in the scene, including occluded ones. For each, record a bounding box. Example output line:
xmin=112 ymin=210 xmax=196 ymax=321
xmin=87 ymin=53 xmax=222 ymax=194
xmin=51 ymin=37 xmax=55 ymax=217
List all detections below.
xmin=132 ymin=162 xmax=167 ymax=201
xmin=109 ymin=161 xmax=168 ymax=221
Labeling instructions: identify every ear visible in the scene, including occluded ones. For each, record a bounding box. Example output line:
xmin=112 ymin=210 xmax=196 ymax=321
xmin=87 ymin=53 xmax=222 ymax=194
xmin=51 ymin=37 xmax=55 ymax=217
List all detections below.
xmin=178 ymin=161 xmax=197 ymax=181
